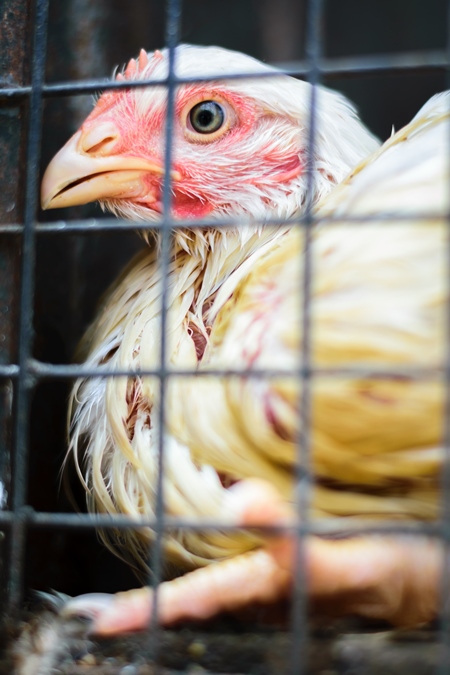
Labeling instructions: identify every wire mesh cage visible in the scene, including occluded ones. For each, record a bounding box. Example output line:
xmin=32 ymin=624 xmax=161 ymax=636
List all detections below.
xmin=1 ymin=0 xmax=450 ymax=672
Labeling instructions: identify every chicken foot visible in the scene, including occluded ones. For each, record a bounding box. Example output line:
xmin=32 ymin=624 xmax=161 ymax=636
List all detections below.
xmin=62 ymin=479 xmax=443 ymax=635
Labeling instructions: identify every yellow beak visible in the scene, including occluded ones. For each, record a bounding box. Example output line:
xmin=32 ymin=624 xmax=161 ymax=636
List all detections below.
xmin=41 ymin=128 xmax=181 ymax=210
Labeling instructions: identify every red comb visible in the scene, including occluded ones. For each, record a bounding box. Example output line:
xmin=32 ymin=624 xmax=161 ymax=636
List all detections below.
xmin=118 ymin=49 xmax=163 ymax=82
xmin=138 ymin=49 xmax=149 ymax=71
xmin=124 ymin=57 xmax=137 ymax=79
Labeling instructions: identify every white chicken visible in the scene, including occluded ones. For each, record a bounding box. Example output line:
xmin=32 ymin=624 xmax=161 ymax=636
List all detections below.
xmin=41 ymin=44 xmax=378 ymax=570
xmin=39 ymin=45 xmax=449 ymax=636
xmin=57 ymin=90 xmax=448 ymax=635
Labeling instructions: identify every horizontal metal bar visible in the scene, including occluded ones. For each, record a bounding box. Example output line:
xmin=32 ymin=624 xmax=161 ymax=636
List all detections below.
xmin=1 ymin=210 xmax=449 ymax=235
xmin=275 ymin=49 xmax=450 ymax=77
xmin=0 ymin=359 xmax=444 ymax=381
xmin=0 ymin=507 xmax=443 ymax=538
xmin=0 ymin=49 xmax=447 ymax=101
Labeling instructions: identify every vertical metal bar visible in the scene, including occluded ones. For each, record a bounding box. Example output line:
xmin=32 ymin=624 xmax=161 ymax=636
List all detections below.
xmin=8 ymin=0 xmax=50 ymax=613
xmin=0 ymin=0 xmax=31 ymax=613
xmin=437 ymin=2 xmax=450 ymax=671
xmin=289 ymin=0 xmax=323 ymax=673
xmin=149 ymin=0 xmax=182 ymax=664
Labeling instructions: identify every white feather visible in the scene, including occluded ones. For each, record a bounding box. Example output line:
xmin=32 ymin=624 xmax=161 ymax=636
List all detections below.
xmin=69 ymin=45 xmax=382 ymax=570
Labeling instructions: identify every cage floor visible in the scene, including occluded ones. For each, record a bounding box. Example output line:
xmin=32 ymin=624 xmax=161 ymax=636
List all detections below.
xmin=1 ymin=616 xmax=445 ymax=674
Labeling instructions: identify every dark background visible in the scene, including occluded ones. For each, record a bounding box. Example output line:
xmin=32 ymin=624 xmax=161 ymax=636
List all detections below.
xmin=0 ymin=0 xmax=448 ymax=602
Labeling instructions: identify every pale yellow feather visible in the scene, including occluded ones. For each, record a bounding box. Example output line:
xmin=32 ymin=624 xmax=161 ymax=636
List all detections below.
xmin=69 ymin=92 xmax=450 ymax=572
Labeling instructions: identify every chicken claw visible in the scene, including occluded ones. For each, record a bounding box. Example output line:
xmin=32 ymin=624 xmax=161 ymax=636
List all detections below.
xmin=61 ymin=479 xmax=444 ymax=635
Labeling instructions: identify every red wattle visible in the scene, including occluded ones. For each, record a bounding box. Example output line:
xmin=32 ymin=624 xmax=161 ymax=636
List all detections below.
xmin=172 ymin=190 xmax=215 ymax=220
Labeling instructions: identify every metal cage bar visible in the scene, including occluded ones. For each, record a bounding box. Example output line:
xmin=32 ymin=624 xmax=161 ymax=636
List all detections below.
xmin=7 ymin=0 xmax=50 ymax=614
xmin=289 ymin=0 xmax=323 ymax=672
xmin=0 ymin=48 xmax=448 ymax=102
xmin=148 ymin=0 xmax=182 ymax=665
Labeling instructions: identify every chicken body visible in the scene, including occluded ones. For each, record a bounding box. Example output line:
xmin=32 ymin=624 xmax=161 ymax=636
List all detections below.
xmin=172 ymin=91 xmax=449 ymax=525
xmin=58 ymin=90 xmax=450 ymax=635
xmin=41 ymin=45 xmax=450 ymax=633
xmin=42 ymin=45 xmax=378 ymax=571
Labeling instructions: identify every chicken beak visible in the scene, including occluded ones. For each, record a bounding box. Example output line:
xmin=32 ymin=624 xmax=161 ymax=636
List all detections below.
xmin=41 ymin=128 xmax=181 ymax=210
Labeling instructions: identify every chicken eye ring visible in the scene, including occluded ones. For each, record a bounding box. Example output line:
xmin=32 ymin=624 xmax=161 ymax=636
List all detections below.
xmin=182 ymin=95 xmax=236 ymax=143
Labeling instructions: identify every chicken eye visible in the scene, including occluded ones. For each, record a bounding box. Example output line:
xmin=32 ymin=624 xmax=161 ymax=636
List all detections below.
xmin=189 ymin=101 xmax=225 ymax=134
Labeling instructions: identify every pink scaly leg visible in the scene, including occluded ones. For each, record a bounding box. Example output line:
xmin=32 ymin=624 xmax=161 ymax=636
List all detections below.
xmin=62 ymin=479 xmax=443 ymax=634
